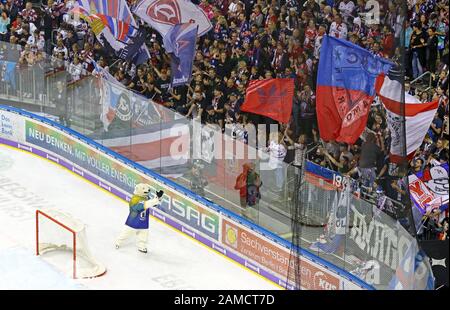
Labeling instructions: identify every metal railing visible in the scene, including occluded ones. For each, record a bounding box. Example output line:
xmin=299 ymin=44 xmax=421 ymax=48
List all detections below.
xmin=411 ymin=71 xmax=433 ymax=93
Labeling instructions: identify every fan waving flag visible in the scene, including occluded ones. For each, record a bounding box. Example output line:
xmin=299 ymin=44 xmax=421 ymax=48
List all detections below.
xmin=239 ymin=79 xmax=295 ymax=124
xmin=133 ymin=0 xmax=212 ymax=37
xmin=316 ymin=36 xmax=393 ymax=144
xmin=375 ymin=73 xmax=439 ymax=163
xmin=74 ymin=0 xmax=150 ymax=64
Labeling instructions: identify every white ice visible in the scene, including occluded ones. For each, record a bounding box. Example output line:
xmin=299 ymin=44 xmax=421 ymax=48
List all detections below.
xmin=0 ymin=145 xmax=280 ymax=290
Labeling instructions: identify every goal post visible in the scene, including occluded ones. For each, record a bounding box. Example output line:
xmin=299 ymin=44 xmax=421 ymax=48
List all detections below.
xmin=36 ymin=209 xmax=106 ymax=279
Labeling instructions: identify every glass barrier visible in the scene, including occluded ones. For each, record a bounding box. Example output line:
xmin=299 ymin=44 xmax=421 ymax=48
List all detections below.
xmin=0 ymin=41 xmax=431 ymax=290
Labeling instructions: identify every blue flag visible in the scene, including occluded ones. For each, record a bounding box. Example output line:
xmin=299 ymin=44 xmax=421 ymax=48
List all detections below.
xmin=117 ymin=27 xmax=150 ymax=65
xmin=163 ymin=23 xmax=198 ymax=87
xmin=316 ymin=35 xmax=393 ymax=144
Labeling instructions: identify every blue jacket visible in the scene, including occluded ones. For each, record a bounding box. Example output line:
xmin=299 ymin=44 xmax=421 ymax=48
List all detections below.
xmin=125 ymin=196 xmax=160 ymax=229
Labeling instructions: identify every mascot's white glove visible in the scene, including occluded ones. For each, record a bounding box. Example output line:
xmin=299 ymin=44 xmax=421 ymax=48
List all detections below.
xmin=143 ymin=191 xmax=163 ymax=210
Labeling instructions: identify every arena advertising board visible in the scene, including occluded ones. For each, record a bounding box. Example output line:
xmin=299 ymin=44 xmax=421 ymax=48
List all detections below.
xmin=0 ymin=109 xmax=23 ymax=143
xmin=222 ymin=218 xmax=357 ymax=290
xmin=25 ymin=120 xmax=220 ymax=240
xmin=0 ymin=106 xmax=369 ymax=290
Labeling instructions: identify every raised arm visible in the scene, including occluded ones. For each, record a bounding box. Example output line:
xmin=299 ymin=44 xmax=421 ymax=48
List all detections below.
xmin=144 ymin=190 xmax=164 ymax=210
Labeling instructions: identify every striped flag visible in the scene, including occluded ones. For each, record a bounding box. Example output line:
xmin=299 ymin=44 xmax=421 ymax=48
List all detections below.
xmin=375 ymin=73 xmax=439 ymax=163
xmin=96 ymin=122 xmax=190 ymax=179
xmin=74 ymin=0 xmax=150 ymax=64
xmin=77 ymin=0 xmax=135 ymax=41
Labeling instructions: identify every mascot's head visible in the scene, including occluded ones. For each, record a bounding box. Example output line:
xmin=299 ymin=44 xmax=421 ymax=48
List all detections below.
xmin=134 ymin=183 xmax=151 ymax=197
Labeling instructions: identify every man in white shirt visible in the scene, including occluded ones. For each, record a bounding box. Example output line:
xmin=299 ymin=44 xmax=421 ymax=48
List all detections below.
xmin=53 ymin=39 xmax=68 ymax=60
xmin=329 ymin=14 xmax=348 ymax=40
xmin=266 ymin=132 xmax=287 ymax=193
xmin=68 ymin=57 xmax=83 ymax=81
xmin=314 ymin=24 xmax=327 ymax=59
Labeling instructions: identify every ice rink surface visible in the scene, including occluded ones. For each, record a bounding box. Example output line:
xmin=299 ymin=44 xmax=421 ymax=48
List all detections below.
xmin=0 ymin=144 xmax=280 ymax=290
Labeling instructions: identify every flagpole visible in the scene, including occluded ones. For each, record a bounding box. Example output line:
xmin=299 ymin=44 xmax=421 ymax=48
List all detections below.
xmin=398 ymin=1 xmax=417 ymax=238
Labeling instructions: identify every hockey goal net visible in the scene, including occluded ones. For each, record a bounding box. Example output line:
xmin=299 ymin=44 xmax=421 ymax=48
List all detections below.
xmin=36 ymin=209 xmax=106 ymax=279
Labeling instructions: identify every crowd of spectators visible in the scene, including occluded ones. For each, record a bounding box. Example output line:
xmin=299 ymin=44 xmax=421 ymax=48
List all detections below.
xmin=0 ymin=0 xmax=448 ymax=238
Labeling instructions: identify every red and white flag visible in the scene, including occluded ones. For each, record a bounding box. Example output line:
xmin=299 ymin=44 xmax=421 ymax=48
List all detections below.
xmin=133 ymin=0 xmax=212 ymax=37
xmin=375 ymin=74 xmax=439 ymax=163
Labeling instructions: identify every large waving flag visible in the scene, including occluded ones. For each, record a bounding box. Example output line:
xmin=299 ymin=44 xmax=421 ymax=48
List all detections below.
xmin=163 ymin=23 xmax=198 ymax=87
xmin=316 ymin=36 xmax=393 ymax=144
xmin=74 ymin=0 xmax=150 ymax=64
xmin=240 ymin=79 xmax=295 ymax=124
xmin=133 ymin=0 xmax=212 ymax=37
xmin=375 ymin=73 xmax=439 ymax=163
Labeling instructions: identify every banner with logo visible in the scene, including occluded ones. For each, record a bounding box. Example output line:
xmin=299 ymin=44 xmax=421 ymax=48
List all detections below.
xmin=96 ymin=77 xmax=190 ymax=178
xmin=133 ymin=0 xmax=212 ymax=37
xmin=409 ymin=163 xmax=449 ymax=214
xmin=99 ymin=77 xmax=161 ymax=131
xmin=376 ymin=73 xmax=439 ymax=163
xmin=316 ymin=36 xmax=392 ymax=144
xmin=222 ymin=218 xmax=342 ymax=290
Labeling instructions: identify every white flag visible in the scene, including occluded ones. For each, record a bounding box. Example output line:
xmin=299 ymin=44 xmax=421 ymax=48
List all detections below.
xmin=133 ymin=0 xmax=212 ymax=37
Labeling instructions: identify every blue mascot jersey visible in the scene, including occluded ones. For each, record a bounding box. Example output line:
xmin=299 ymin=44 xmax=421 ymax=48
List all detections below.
xmin=125 ymin=195 xmax=151 ymax=229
